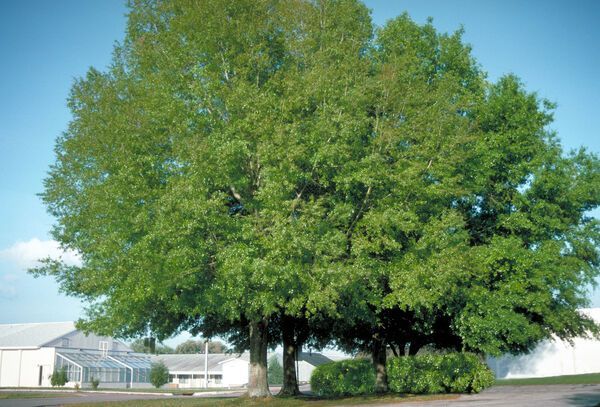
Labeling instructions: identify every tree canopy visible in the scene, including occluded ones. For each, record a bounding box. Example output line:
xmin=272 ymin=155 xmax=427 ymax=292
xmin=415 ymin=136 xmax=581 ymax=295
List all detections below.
xmin=34 ymin=0 xmax=600 ymax=397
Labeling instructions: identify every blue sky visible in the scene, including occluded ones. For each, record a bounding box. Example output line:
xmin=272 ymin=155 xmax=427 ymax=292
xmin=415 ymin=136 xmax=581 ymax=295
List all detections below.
xmin=0 ymin=1 xmax=598 ymax=346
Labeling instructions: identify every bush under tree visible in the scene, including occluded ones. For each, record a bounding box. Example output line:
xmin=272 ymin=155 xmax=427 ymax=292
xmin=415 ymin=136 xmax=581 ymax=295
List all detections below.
xmin=310 ymin=359 xmax=376 ymax=397
xmin=387 ymin=353 xmax=495 ymax=394
xmin=311 ymin=353 xmax=494 ymax=397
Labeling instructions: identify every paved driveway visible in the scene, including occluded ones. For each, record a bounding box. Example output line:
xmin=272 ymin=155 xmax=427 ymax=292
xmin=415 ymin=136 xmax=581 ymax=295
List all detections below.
xmin=388 ymin=384 xmax=600 ymax=407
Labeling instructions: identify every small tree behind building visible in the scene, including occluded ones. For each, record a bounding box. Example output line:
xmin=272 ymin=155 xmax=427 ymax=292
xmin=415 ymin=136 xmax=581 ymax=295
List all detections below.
xmin=149 ymin=361 xmax=170 ymax=388
xmin=175 ymin=339 xmax=228 ymax=354
xmin=267 ymin=355 xmax=283 ymax=385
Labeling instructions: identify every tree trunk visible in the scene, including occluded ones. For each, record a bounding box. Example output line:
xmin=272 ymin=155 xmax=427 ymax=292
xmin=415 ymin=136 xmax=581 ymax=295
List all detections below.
xmin=389 ymin=342 xmax=399 ymax=358
xmin=247 ymin=319 xmax=271 ymax=398
xmin=279 ymin=316 xmax=300 ymax=396
xmin=372 ymin=338 xmax=388 ymax=393
xmin=408 ymin=341 xmax=420 ymax=356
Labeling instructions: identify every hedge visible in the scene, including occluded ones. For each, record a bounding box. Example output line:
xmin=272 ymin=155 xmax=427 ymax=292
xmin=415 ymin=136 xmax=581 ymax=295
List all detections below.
xmin=310 ymin=352 xmax=494 ymax=397
xmin=310 ymin=359 xmax=375 ymax=397
xmin=387 ymin=353 xmax=495 ymax=394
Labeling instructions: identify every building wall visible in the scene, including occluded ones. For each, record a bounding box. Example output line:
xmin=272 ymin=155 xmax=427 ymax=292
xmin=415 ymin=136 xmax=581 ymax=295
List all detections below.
xmin=46 ymin=331 xmax=129 ymax=352
xmin=169 ymin=373 xmax=202 ymax=388
xmin=489 ymin=336 xmax=600 ymax=378
xmin=221 ymin=359 xmax=248 ymax=387
xmin=168 ymin=372 xmax=223 ymax=388
xmin=0 ymin=348 xmax=55 ymax=387
xmin=297 ymin=361 xmax=317 ymax=383
xmin=489 ymin=309 xmax=600 ymax=379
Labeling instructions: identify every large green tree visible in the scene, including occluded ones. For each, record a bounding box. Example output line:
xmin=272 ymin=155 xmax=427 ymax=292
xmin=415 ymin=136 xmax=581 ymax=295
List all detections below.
xmin=36 ymin=0 xmax=372 ymax=398
xmin=34 ymin=0 xmax=599 ymax=398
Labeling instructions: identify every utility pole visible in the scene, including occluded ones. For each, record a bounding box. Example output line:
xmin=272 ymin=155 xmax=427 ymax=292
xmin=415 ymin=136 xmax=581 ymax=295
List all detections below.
xmin=204 ymin=339 xmax=209 ymax=388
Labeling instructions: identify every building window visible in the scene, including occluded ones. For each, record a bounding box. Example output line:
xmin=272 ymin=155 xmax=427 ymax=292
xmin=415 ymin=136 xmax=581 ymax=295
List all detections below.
xmin=61 ymin=337 xmax=70 ymax=347
xmin=99 ymin=341 xmax=109 ymax=357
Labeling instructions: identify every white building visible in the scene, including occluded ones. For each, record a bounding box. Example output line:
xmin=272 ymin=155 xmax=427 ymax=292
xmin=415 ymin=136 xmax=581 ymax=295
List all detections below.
xmin=153 ymin=353 xmax=249 ymax=388
xmin=488 ymin=308 xmax=600 ymax=378
xmin=295 ymin=352 xmax=333 ymax=383
xmin=0 ymin=322 xmax=151 ymax=388
xmin=154 ymin=351 xmax=333 ymax=388
xmin=267 ymin=351 xmax=333 ymax=384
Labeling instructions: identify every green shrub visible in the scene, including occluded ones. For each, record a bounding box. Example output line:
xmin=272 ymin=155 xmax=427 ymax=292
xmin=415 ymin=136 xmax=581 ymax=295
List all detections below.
xmin=267 ymin=355 xmax=283 ymax=385
xmin=387 ymin=352 xmax=495 ymax=394
xmin=50 ymin=367 xmax=68 ymax=387
xmin=150 ymin=361 xmax=170 ymax=388
xmin=90 ymin=376 xmax=100 ymax=389
xmin=310 ymin=359 xmax=375 ymax=397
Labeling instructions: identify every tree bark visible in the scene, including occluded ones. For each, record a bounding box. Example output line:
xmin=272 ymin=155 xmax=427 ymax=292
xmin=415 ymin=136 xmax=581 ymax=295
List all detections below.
xmin=279 ymin=315 xmax=300 ymax=396
xmin=389 ymin=342 xmax=399 ymax=358
xmin=247 ymin=319 xmax=271 ymax=398
xmin=372 ymin=337 xmax=388 ymax=393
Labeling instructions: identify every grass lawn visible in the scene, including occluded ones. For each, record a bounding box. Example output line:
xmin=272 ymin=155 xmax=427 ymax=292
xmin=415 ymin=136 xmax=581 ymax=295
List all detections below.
xmin=68 ymin=394 xmax=458 ymax=407
xmin=495 ymin=372 xmax=600 ymax=386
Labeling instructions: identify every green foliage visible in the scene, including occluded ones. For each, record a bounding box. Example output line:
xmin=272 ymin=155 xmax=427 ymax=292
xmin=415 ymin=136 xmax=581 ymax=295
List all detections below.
xmin=50 ymin=368 xmax=68 ymax=387
xmin=129 ymin=338 xmax=174 ymax=354
xmin=150 ymin=361 xmax=170 ymax=388
xmin=387 ymin=353 xmax=495 ymax=394
xmin=90 ymin=377 xmax=100 ymax=389
xmin=310 ymin=359 xmax=375 ymax=397
xmin=267 ymin=355 xmax=283 ymax=385
xmin=175 ymin=339 xmax=228 ymax=354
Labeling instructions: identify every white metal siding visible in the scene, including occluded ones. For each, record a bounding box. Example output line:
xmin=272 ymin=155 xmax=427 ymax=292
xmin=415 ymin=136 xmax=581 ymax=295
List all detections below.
xmin=489 ymin=336 xmax=600 ymax=378
xmin=23 ymin=348 xmax=55 ymax=387
xmin=297 ymin=361 xmax=316 ymax=383
xmin=489 ymin=309 xmax=600 ymax=379
xmin=45 ymin=331 xmax=129 ymax=352
xmin=0 ymin=350 xmax=21 ymax=386
xmin=221 ymin=359 xmax=248 ymax=387
xmin=0 ymin=348 xmax=56 ymax=387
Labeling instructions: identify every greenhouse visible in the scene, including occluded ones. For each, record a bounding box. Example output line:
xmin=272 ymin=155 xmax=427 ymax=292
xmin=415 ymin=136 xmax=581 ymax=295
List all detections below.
xmin=56 ymin=349 xmax=151 ymax=388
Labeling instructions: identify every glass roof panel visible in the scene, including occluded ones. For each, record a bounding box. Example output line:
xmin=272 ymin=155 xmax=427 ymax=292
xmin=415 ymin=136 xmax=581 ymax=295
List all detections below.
xmin=57 ymin=351 xmax=125 ymax=369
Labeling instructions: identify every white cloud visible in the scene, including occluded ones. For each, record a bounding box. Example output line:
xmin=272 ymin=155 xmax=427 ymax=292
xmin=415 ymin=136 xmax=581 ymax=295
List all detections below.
xmin=0 ymin=238 xmax=82 ymax=270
